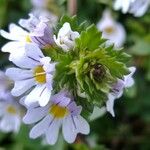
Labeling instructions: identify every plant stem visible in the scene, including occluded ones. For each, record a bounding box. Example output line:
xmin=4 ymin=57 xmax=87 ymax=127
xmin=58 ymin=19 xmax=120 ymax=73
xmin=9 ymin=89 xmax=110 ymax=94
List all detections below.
xmin=68 ymin=0 xmax=77 ymax=16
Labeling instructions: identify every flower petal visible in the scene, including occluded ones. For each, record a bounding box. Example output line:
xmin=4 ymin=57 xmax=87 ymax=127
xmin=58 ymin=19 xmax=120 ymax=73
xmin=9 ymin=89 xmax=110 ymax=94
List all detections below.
xmin=29 ymin=115 xmax=50 ymax=139
xmin=1 ymin=41 xmax=24 ymax=53
xmin=62 ymin=115 xmax=77 ymax=143
xmin=45 ymin=119 xmax=61 ymax=145
xmin=23 ymin=105 xmax=49 ymax=124
xmin=5 ymin=43 xmax=40 ymax=69
xmin=74 ymin=115 xmax=90 ymax=135
xmin=106 ymin=93 xmax=116 ymax=117
xmin=11 ymin=79 xmax=35 ymax=96
xmin=0 ymin=23 xmax=28 ymax=41
xmin=6 ymin=68 xmax=33 ymax=81
xmin=25 ymin=84 xmax=51 ymax=107
xmin=25 ymin=43 xmax=44 ymax=60
xmin=0 ymin=115 xmax=16 ymax=132
xmin=13 ymin=115 xmax=21 ymax=133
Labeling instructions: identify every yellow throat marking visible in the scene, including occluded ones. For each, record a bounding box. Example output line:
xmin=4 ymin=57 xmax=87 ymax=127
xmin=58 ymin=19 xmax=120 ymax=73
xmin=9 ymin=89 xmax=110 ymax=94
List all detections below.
xmin=34 ymin=66 xmax=46 ymax=84
xmin=104 ymin=26 xmax=115 ymax=34
xmin=49 ymin=104 xmax=69 ymax=119
xmin=6 ymin=105 xmax=17 ymax=114
xmin=25 ymin=35 xmax=32 ymax=43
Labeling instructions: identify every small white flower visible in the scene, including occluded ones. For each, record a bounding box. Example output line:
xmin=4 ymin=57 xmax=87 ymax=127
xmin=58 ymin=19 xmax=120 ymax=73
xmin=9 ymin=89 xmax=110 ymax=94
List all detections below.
xmin=23 ymin=90 xmax=90 ymax=145
xmin=0 ymin=96 xmax=22 ymax=133
xmin=31 ymin=9 xmax=58 ymax=28
xmin=54 ymin=22 xmax=80 ymax=52
xmin=0 ymin=24 xmax=32 ymax=61
xmin=19 ymin=13 xmax=55 ymax=48
xmin=6 ymin=43 xmax=56 ymax=107
xmin=124 ymin=67 xmax=136 ymax=88
xmin=114 ymin=0 xmax=150 ymax=17
xmin=106 ymin=67 xmax=136 ymax=117
xmin=31 ymin=0 xmax=47 ymax=9
xmin=19 ymin=13 xmax=48 ymax=36
xmin=97 ymin=10 xmax=126 ymax=48
xmin=129 ymin=0 xmax=150 ymax=17
xmin=114 ymin=0 xmax=136 ymax=13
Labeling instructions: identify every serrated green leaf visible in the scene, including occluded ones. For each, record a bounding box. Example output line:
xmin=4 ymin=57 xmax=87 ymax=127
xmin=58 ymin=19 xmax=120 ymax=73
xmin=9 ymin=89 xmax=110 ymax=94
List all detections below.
xmin=55 ymin=15 xmax=88 ymax=36
xmin=75 ymin=24 xmax=105 ymax=51
xmin=60 ymin=15 xmax=78 ymax=30
xmin=105 ymin=45 xmax=131 ymax=63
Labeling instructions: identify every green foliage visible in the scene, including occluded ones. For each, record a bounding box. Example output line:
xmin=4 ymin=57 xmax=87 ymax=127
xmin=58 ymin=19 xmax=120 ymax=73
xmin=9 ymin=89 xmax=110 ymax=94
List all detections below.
xmin=75 ymin=24 xmax=105 ymax=50
xmin=55 ymin=15 xmax=88 ymax=34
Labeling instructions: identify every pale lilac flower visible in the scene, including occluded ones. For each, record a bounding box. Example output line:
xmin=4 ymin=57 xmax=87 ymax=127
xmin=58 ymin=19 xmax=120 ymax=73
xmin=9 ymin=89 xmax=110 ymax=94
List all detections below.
xmin=114 ymin=0 xmax=150 ymax=17
xmin=0 ymin=24 xmax=32 ymax=61
xmin=106 ymin=67 xmax=136 ymax=117
xmin=31 ymin=9 xmax=58 ymax=27
xmin=129 ymin=0 xmax=150 ymax=17
xmin=54 ymin=22 xmax=80 ymax=52
xmin=23 ymin=90 xmax=90 ymax=145
xmin=6 ymin=43 xmax=56 ymax=107
xmin=97 ymin=10 xmax=126 ymax=48
xmin=114 ymin=0 xmax=136 ymax=13
xmin=31 ymin=0 xmax=48 ymax=9
xmin=0 ymin=92 xmax=22 ymax=133
xmin=19 ymin=14 xmax=54 ymax=48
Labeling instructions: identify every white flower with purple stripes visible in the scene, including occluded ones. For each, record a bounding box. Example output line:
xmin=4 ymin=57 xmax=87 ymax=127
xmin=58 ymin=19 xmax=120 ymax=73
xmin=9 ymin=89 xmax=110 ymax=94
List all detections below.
xmin=19 ymin=13 xmax=54 ymax=48
xmin=106 ymin=67 xmax=136 ymax=117
xmin=0 ymin=23 xmax=31 ymax=61
xmin=22 ymin=90 xmax=90 ymax=145
xmin=54 ymin=22 xmax=80 ymax=52
xmin=6 ymin=43 xmax=56 ymax=107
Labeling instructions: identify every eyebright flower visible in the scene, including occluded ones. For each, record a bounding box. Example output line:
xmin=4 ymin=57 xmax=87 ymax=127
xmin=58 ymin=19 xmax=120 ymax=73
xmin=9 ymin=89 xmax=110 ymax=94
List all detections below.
xmin=106 ymin=67 xmax=136 ymax=117
xmin=19 ymin=14 xmax=54 ymax=48
xmin=129 ymin=0 xmax=150 ymax=17
xmin=114 ymin=0 xmax=150 ymax=17
xmin=6 ymin=43 xmax=56 ymax=107
xmin=0 ymin=94 xmax=22 ymax=133
xmin=54 ymin=22 xmax=80 ymax=51
xmin=23 ymin=90 xmax=90 ymax=145
xmin=0 ymin=23 xmax=32 ymax=61
xmin=97 ymin=10 xmax=126 ymax=48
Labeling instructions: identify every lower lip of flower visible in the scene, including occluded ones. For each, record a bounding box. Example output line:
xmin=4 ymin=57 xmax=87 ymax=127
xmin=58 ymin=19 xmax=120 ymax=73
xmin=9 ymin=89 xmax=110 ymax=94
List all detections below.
xmin=49 ymin=104 xmax=69 ymax=119
xmin=34 ymin=66 xmax=46 ymax=84
xmin=6 ymin=105 xmax=17 ymax=114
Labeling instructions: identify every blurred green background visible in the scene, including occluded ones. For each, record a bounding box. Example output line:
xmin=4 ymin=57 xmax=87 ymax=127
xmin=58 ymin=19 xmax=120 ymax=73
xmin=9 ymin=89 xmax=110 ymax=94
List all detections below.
xmin=0 ymin=0 xmax=150 ymax=150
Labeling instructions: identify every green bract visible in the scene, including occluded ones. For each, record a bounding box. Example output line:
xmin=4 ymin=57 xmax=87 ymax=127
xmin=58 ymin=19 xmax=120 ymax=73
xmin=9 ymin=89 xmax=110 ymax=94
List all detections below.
xmin=44 ymin=15 xmax=130 ymax=113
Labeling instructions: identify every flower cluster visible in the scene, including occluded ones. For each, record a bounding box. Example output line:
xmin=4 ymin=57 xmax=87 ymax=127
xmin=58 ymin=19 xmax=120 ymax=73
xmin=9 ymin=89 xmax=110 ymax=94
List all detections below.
xmin=0 ymin=14 xmax=135 ymax=144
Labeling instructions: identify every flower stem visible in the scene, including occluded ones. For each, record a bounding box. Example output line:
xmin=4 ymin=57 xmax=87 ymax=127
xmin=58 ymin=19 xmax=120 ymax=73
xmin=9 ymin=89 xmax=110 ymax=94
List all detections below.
xmin=68 ymin=0 xmax=77 ymax=16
